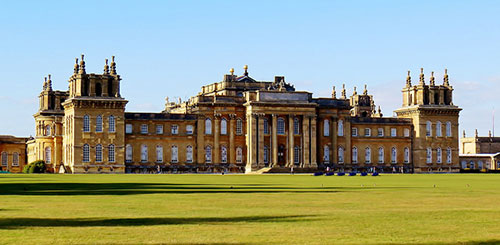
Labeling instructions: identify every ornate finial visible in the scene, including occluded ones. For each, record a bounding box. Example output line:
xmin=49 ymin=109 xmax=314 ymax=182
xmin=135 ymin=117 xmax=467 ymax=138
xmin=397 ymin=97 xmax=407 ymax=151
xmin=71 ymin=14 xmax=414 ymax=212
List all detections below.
xmin=353 ymin=86 xmax=357 ymax=96
xmin=104 ymin=59 xmax=109 ymax=74
xmin=406 ymin=70 xmax=412 ymax=87
xmin=43 ymin=76 xmax=47 ymax=90
xmin=419 ymin=68 xmax=425 ymax=85
xmin=430 ymin=71 xmax=435 ymax=86
xmin=74 ymin=58 xmax=79 ymax=74
xmin=79 ymin=54 xmax=86 ymax=74
xmin=378 ymin=105 xmax=381 ymax=113
xmin=47 ymin=74 xmax=52 ymax=91
xmin=475 ymin=129 xmax=478 ymax=137
xmin=331 ymin=85 xmax=336 ymax=99
xmin=230 ymin=68 xmax=234 ymax=76
xmin=341 ymin=84 xmax=346 ymax=99
xmin=443 ymin=68 xmax=449 ymax=86
xmin=243 ymin=65 xmax=248 ymax=76
xmin=463 ymin=130 xmax=466 ymax=138
xmin=363 ymin=84 xmax=368 ymax=95
xmin=110 ymin=56 xmax=117 ymax=75
xmin=489 ymin=130 xmax=492 ymax=137
xmin=166 ymin=96 xmax=169 ymax=104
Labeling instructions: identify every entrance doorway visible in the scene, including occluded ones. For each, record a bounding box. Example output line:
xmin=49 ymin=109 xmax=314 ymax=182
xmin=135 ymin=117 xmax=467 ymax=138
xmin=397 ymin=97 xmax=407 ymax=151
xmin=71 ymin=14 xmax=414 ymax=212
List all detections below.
xmin=278 ymin=144 xmax=286 ymax=166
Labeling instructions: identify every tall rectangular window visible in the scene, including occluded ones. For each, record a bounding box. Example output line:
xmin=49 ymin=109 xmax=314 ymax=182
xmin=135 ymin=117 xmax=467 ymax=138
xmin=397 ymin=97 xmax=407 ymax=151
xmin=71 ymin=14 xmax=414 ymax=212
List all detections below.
xmin=293 ymin=118 xmax=300 ymax=135
xmin=263 ymin=119 xmax=269 ymax=134
xmin=236 ymin=119 xmax=243 ymax=135
xmin=352 ymin=128 xmax=358 ymax=137
xmin=83 ymin=115 xmax=90 ymax=132
xmin=156 ymin=145 xmax=163 ymax=163
xmin=126 ymin=124 xmax=133 ymax=134
xmin=186 ymin=146 xmax=193 ymax=163
xmin=141 ymin=124 xmax=148 ymax=134
xmin=108 ymin=145 xmax=115 ymax=162
xmin=391 ymin=128 xmax=397 ymax=137
xmin=171 ymin=125 xmax=178 ymax=135
xmin=171 ymin=145 xmax=178 ymax=163
xmin=108 ymin=116 xmax=115 ymax=133
xmin=156 ymin=125 xmax=163 ymax=134
xmin=186 ymin=125 xmax=193 ymax=135
xmin=277 ymin=118 xmax=285 ymax=135
xmin=96 ymin=116 xmax=103 ymax=132
xmin=365 ymin=128 xmax=371 ymax=137
xmin=378 ymin=128 xmax=384 ymax=137
xmin=426 ymin=148 xmax=432 ymax=163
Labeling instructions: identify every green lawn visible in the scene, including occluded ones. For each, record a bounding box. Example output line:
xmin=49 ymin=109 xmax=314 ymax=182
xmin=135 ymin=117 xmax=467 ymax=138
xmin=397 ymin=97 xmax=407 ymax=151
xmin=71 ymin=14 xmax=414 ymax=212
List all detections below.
xmin=0 ymin=174 xmax=499 ymax=245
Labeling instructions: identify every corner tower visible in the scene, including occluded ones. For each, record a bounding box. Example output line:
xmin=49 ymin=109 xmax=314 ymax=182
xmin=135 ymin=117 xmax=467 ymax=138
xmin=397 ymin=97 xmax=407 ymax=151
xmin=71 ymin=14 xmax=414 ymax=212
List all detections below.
xmin=395 ymin=68 xmax=461 ymax=172
xmin=61 ymin=55 xmax=128 ymax=173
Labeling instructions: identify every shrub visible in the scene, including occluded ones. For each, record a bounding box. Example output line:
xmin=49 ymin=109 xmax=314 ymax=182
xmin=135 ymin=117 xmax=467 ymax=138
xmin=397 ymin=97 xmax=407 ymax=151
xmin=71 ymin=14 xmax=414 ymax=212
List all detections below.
xmin=23 ymin=160 xmax=46 ymax=174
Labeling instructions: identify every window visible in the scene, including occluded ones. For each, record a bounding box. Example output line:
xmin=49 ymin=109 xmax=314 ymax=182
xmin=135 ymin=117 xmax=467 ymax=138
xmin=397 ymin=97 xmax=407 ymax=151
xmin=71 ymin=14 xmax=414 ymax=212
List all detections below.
xmin=45 ymin=147 xmax=52 ymax=163
xmin=365 ymin=128 xmax=371 ymax=137
xmin=236 ymin=119 xmax=243 ymax=135
xmin=141 ymin=124 xmax=148 ymax=134
xmin=186 ymin=125 xmax=193 ymax=135
xmin=186 ymin=146 xmax=193 ymax=163
xmin=126 ymin=144 xmax=132 ymax=162
xmin=156 ymin=125 xmax=163 ymax=134
xmin=12 ymin=152 xmax=19 ymax=166
xmin=83 ymin=115 xmax=90 ymax=132
xmin=108 ymin=144 xmax=115 ymax=162
xmin=378 ymin=128 xmax=384 ymax=137
xmin=221 ymin=146 xmax=227 ymax=163
xmin=205 ymin=146 xmax=212 ymax=163
xmin=236 ymin=147 xmax=243 ymax=163
xmin=365 ymin=147 xmax=371 ymax=164
xmin=470 ymin=161 xmax=475 ymax=169
xmin=437 ymin=148 xmax=442 ymax=163
xmin=264 ymin=146 xmax=269 ymax=164
xmin=446 ymin=122 xmax=452 ymax=137
xmin=426 ymin=121 xmax=432 ymax=136
xmin=171 ymin=145 xmax=178 ymax=163
xmin=352 ymin=128 xmax=358 ymax=136
xmin=277 ymin=118 xmax=285 ymax=135
xmin=404 ymin=147 xmax=410 ymax=163
xmin=108 ymin=115 xmax=115 ymax=133
xmin=378 ymin=147 xmax=384 ymax=163
xmin=404 ymin=128 xmax=410 ymax=137
xmin=1 ymin=152 xmax=7 ymax=166
xmin=478 ymin=160 xmax=484 ymax=169
xmin=294 ymin=118 xmax=300 ymax=135
xmin=95 ymin=144 xmax=103 ymax=162
xmin=352 ymin=147 xmax=358 ymax=164
xmin=323 ymin=119 xmax=330 ymax=136
xmin=338 ymin=120 xmax=344 ymax=136
xmin=221 ymin=118 xmax=227 ymax=135
xmin=436 ymin=121 xmax=442 ymax=137
xmin=141 ymin=145 xmax=148 ymax=162
xmin=96 ymin=115 xmax=103 ymax=132
xmin=426 ymin=148 xmax=432 ymax=163
xmin=446 ymin=148 xmax=452 ymax=164
xmin=171 ymin=125 xmax=178 ymax=135
xmin=338 ymin=147 xmax=344 ymax=163
xmin=83 ymin=144 xmax=90 ymax=162
xmin=205 ymin=118 xmax=212 ymax=135
xmin=126 ymin=124 xmax=133 ymax=134
xmin=323 ymin=145 xmax=330 ymax=163
xmin=391 ymin=147 xmax=397 ymax=163
xmin=294 ymin=146 xmax=300 ymax=164
xmin=45 ymin=125 xmax=51 ymax=136
xmin=263 ymin=119 xmax=269 ymax=134
xmin=391 ymin=128 xmax=397 ymax=137
xmin=461 ymin=160 xmax=467 ymax=169
xmin=156 ymin=145 xmax=163 ymax=163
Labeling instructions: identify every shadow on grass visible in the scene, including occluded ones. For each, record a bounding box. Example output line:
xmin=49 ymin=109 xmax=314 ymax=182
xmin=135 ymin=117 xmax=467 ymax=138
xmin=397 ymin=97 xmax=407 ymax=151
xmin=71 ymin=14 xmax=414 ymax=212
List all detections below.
xmin=388 ymin=241 xmax=500 ymax=245
xmin=0 ymin=182 xmax=417 ymax=196
xmin=0 ymin=215 xmax=317 ymax=229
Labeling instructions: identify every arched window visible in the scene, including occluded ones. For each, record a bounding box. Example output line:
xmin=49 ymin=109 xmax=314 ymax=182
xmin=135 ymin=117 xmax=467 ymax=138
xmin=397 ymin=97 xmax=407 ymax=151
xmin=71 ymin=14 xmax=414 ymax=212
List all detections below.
xmin=12 ymin=152 xmax=19 ymax=166
xmin=365 ymin=147 xmax=371 ymax=164
xmin=338 ymin=147 xmax=344 ymax=163
xmin=404 ymin=147 xmax=410 ymax=163
xmin=323 ymin=119 xmax=330 ymax=136
xmin=96 ymin=115 xmax=103 ymax=132
xmin=125 ymin=144 xmax=133 ymax=162
xmin=221 ymin=146 xmax=227 ymax=163
xmin=426 ymin=121 xmax=432 ymax=136
xmin=45 ymin=125 xmax=51 ymax=136
xmin=436 ymin=121 xmax=442 ymax=137
xmin=205 ymin=118 xmax=212 ymax=135
xmin=44 ymin=147 xmax=52 ymax=163
xmin=171 ymin=145 xmax=178 ymax=163
xmin=277 ymin=118 xmax=285 ymax=135
xmin=108 ymin=115 xmax=115 ymax=133
xmin=236 ymin=119 xmax=243 ymax=135
xmin=220 ymin=118 xmax=227 ymax=135
xmin=426 ymin=147 xmax=432 ymax=163
xmin=323 ymin=145 xmax=330 ymax=163
xmin=205 ymin=146 xmax=212 ymax=163
xmin=378 ymin=147 xmax=384 ymax=163
xmin=236 ymin=147 xmax=243 ymax=163
xmin=186 ymin=146 xmax=193 ymax=163
xmin=446 ymin=148 xmax=452 ymax=163
xmin=446 ymin=121 xmax=452 ymax=137
xmin=141 ymin=145 xmax=148 ymax=162
xmin=470 ymin=161 xmax=475 ymax=169
xmin=352 ymin=147 xmax=358 ymax=164
xmin=156 ymin=145 xmax=163 ymax=163
xmin=263 ymin=119 xmax=269 ymax=134
xmin=436 ymin=148 xmax=442 ymax=163
xmin=391 ymin=147 xmax=397 ymax=163
xmin=338 ymin=120 xmax=344 ymax=136
xmin=83 ymin=144 xmax=90 ymax=162
xmin=294 ymin=146 xmax=300 ymax=164
xmin=294 ymin=118 xmax=300 ymax=135
xmin=1 ymin=152 xmax=7 ymax=166
xmin=83 ymin=115 xmax=90 ymax=132
xmin=264 ymin=146 xmax=269 ymax=164
xmin=95 ymin=144 xmax=103 ymax=162
xmin=108 ymin=144 xmax=115 ymax=162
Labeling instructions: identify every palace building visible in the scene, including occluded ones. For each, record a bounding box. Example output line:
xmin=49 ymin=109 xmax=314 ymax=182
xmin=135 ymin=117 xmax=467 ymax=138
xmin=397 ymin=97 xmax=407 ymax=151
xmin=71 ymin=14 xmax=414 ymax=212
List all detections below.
xmin=19 ymin=55 xmax=463 ymax=174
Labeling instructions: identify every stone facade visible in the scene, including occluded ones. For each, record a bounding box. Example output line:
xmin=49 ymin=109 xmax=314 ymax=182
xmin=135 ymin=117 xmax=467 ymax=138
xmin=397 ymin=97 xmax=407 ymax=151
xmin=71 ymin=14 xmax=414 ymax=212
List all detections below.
xmin=25 ymin=56 xmax=462 ymax=173
xmin=0 ymin=135 xmax=28 ymax=173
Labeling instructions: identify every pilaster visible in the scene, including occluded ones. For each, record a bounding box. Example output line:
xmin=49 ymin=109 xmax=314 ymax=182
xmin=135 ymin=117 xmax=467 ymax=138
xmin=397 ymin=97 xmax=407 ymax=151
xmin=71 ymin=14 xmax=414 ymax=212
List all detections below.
xmin=272 ymin=114 xmax=278 ymax=167
xmin=214 ymin=114 xmax=220 ymax=164
xmin=302 ymin=115 xmax=310 ymax=166
xmin=310 ymin=115 xmax=317 ymax=167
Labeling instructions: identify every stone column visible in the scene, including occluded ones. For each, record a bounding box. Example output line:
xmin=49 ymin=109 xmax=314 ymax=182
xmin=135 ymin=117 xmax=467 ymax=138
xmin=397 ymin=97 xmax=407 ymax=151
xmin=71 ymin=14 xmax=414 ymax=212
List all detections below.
xmin=288 ymin=115 xmax=294 ymax=167
xmin=258 ymin=114 xmax=265 ymax=167
xmin=196 ymin=116 xmax=205 ymax=164
xmin=229 ymin=114 xmax=235 ymax=164
xmin=54 ymin=137 xmax=59 ymax=171
xmin=302 ymin=115 xmax=310 ymax=166
xmin=272 ymin=114 xmax=278 ymax=167
xmin=439 ymin=88 xmax=445 ymax=105
xmin=214 ymin=114 xmax=220 ymax=164
xmin=331 ymin=116 xmax=337 ymax=165
xmin=345 ymin=118 xmax=352 ymax=164
xmin=310 ymin=115 xmax=317 ymax=167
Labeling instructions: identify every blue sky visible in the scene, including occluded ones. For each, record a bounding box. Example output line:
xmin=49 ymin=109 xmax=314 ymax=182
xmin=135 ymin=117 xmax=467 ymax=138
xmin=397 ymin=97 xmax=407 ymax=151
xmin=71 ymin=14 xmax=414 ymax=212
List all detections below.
xmin=1 ymin=0 xmax=499 ymax=137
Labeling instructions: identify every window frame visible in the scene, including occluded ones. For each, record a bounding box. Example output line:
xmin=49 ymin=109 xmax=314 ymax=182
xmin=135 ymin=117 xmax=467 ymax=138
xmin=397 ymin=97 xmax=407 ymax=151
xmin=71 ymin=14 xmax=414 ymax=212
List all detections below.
xmin=156 ymin=124 xmax=164 ymax=135
xmin=125 ymin=124 xmax=133 ymax=134
xmin=108 ymin=115 xmax=116 ymax=133
xmin=108 ymin=144 xmax=115 ymax=162
xmin=96 ymin=115 xmax=103 ymax=133
xmin=141 ymin=124 xmax=148 ymax=134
